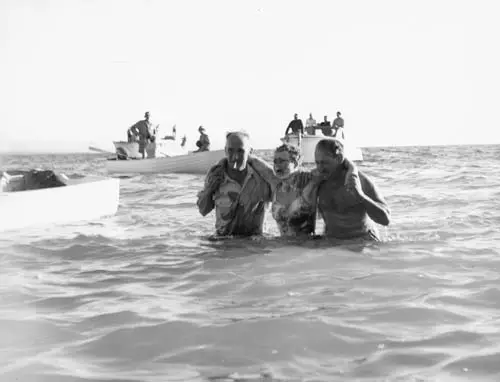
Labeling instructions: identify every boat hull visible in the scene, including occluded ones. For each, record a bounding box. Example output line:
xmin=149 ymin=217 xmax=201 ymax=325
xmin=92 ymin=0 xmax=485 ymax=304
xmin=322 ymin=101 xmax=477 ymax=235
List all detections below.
xmin=0 ymin=176 xmax=120 ymax=233
xmin=113 ymin=139 xmax=188 ymax=158
xmin=105 ymin=149 xmax=226 ymax=175
xmin=281 ymin=135 xmax=363 ymax=162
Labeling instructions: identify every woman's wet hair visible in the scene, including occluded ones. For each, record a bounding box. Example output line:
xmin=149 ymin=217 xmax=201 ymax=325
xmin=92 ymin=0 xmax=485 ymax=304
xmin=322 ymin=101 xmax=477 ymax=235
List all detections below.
xmin=315 ymin=139 xmax=344 ymax=160
xmin=275 ymin=143 xmax=302 ymax=166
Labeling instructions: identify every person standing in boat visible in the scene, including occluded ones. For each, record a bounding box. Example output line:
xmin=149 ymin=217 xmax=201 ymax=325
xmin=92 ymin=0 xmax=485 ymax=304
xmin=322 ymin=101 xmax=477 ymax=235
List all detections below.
xmin=305 ymin=113 xmax=317 ymax=135
xmin=319 ymin=115 xmax=333 ymax=136
xmin=332 ymin=111 xmax=345 ymax=139
xmin=284 ymin=113 xmax=304 ymax=137
xmin=197 ymin=131 xmax=272 ymax=238
xmin=194 ymin=126 xmax=210 ymax=152
xmin=129 ymin=111 xmax=153 ymax=159
xmin=315 ymin=138 xmax=391 ymax=241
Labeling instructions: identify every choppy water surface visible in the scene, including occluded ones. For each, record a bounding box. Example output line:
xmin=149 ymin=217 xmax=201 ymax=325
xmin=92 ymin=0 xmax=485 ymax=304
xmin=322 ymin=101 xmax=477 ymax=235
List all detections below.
xmin=1 ymin=145 xmax=500 ymax=382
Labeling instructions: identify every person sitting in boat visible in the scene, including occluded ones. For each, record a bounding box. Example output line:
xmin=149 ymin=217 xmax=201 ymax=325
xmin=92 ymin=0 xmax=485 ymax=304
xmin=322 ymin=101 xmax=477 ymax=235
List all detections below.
xmin=129 ymin=111 xmax=153 ymax=159
xmin=305 ymin=113 xmax=317 ymax=135
xmin=284 ymin=113 xmax=304 ymax=137
xmin=197 ymin=131 xmax=272 ymax=238
xmin=332 ymin=111 xmax=345 ymax=139
xmin=116 ymin=147 xmax=129 ymax=160
xmin=1 ymin=169 xmax=67 ymax=192
xmin=315 ymin=138 xmax=391 ymax=241
xmin=146 ymin=135 xmax=157 ymax=158
xmin=319 ymin=115 xmax=333 ymax=136
xmin=194 ymin=126 xmax=210 ymax=152
xmin=246 ymin=143 xmax=356 ymax=237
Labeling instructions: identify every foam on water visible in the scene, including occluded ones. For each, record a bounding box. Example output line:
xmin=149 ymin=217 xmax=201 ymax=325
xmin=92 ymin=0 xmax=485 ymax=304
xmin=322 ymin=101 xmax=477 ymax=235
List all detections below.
xmin=1 ymin=145 xmax=500 ymax=381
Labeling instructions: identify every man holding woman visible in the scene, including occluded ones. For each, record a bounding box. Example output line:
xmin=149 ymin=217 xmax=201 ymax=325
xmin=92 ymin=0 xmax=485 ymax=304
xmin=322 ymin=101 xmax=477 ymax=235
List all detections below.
xmin=197 ymin=131 xmax=390 ymax=241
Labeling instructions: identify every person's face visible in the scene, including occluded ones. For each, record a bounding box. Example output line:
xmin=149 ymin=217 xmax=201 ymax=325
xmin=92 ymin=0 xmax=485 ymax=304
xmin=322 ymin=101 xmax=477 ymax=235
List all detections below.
xmin=145 ymin=113 xmax=150 ymax=120
xmin=273 ymin=150 xmax=297 ymax=179
xmin=324 ymin=116 xmax=328 ymax=121
xmin=314 ymin=147 xmax=343 ymax=178
xmin=294 ymin=114 xmax=298 ymax=120
xmin=225 ymin=134 xmax=250 ymax=171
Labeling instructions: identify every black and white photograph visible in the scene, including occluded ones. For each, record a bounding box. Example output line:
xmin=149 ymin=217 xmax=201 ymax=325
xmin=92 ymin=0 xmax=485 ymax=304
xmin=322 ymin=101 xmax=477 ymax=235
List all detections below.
xmin=1 ymin=0 xmax=498 ymax=381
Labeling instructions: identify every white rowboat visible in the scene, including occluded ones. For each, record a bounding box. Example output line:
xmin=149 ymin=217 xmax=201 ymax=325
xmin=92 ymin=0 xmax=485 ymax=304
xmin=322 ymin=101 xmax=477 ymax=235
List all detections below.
xmin=105 ymin=150 xmax=226 ymax=175
xmin=0 ymin=175 xmax=120 ymax=233
xmin=113 ymin=139 xmax=188 ymax=158
xmin=281 ymin=134 xmax=364 ymax=162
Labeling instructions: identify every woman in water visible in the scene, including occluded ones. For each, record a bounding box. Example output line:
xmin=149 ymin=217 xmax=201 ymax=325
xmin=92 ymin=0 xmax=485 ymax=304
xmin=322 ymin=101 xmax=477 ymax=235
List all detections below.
xmin=247 ymin=143 xmax=357 ymax=237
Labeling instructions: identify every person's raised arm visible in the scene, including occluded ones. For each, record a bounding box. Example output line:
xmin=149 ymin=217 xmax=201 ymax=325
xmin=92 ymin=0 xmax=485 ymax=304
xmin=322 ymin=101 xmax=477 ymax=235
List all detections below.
xmin=355 ymin=172 xmax=391 ymax=226
xmin=197 ymin=164 xmax=225 ymax=216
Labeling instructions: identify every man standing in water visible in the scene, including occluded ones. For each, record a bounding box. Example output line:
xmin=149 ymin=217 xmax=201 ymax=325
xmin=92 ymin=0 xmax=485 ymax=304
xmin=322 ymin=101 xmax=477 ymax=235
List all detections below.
xmin=129 ymin=111 xmax=153 ymax=158
xmin=315 ymin=139 xmax=390 ymax=241
xmin=332 ymin=111 xmax=344 ymax=139
xmin=197 ymin=131 xmax=272 ymax=237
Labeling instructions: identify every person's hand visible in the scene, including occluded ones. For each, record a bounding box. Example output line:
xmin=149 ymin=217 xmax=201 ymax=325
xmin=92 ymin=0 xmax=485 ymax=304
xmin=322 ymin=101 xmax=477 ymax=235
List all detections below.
xmin=216 ymin=157 xmax=228 ymax=167
xmin=310 ymin=169 xmax=325 ymax=184
xmin=207 ymin=164 xmax=225 ymax=191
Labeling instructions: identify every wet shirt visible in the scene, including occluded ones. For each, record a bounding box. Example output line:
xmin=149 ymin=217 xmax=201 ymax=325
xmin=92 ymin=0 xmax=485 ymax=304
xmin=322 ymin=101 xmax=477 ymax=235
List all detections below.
xmin=271 ymin=170 xmax=317 ymax=236
xmin=197 ymin=165 xmax=272 ymax=236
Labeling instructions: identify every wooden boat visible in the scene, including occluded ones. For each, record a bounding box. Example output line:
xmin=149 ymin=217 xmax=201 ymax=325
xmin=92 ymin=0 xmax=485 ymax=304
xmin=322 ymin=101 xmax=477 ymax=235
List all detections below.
xmin=105 ymin=149 xmax=226 ymax=175
xmin=113 ymin=139 xmax=188 ymax=158
xmin=280 ymin=134 xmax=363 ymax=163
xmin=0 ymin=174 xmax=120 ymax=233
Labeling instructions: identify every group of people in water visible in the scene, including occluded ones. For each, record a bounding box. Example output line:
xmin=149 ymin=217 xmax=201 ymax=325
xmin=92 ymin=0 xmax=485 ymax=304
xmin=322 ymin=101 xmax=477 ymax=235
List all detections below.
xmin=197 ymin=130 xmax=390 ymax=241
xmin=285 ymin=112 xmax=345 ymax=139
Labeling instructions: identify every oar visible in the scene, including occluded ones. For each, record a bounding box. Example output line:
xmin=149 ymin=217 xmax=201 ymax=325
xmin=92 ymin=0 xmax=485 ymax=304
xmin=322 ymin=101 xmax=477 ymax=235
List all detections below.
xmin=88 ymin=146 xmax=115 ymax=155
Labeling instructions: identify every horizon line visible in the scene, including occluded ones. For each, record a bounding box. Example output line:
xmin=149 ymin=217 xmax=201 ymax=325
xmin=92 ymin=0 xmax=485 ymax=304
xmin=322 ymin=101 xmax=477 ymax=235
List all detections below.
xmin=0 ymin=142 xmax=498 ymax=155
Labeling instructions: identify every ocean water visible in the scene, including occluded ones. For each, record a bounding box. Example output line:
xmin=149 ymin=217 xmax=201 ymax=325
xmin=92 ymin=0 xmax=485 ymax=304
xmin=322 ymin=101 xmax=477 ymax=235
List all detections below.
xmin=0 ymin=145 xmax=499 ymax=382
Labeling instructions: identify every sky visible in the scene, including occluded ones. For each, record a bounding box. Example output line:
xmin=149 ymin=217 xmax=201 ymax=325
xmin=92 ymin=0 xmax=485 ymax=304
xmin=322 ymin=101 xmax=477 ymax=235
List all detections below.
xmin=0 ymin=0 xmax=498 ymax=153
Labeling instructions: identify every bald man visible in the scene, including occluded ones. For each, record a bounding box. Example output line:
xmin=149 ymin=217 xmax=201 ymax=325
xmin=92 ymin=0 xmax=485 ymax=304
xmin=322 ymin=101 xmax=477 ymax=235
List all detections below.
xmin=197 ymin=131 xmax=272 ymax=237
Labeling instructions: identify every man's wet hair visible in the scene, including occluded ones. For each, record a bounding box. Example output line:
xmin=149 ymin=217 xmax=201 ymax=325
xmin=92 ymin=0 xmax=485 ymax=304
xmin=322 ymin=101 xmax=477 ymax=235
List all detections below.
xmin=275 ymin=143 xmax=302 ymax=166
xmin=226 ymin=130 xmax=250 ymax=140
xmin=316 ymin=139 xmax=344 ymax=160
